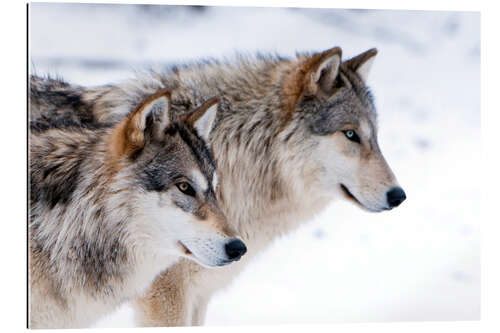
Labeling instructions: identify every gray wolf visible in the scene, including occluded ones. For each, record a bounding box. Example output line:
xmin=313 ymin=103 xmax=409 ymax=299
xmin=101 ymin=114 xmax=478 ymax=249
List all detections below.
xmin=29 ymin=46 xmax=406 ymax=326
xmin=28 ymin=89 xmax=246 ymax=328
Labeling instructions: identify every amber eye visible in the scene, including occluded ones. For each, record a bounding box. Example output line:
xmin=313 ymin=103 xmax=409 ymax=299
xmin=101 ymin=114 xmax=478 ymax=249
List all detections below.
xmin=342 ymin=130 xmax=361 ymax=144
xmin=176 ymin=182 xmax=196 ymax=197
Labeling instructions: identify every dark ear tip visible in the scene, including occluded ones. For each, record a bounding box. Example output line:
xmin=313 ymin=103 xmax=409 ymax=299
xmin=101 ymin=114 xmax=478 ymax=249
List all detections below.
xmin=150 ymin=88 xmax=171 ymax=101
xmin=159 ymin=89 xmax=172 ymax=102
xmin=202 ymin=96 xmax=220 ymax=110
xmin=327 ymin=46 xmax=343 ymax=57
xmin=368 ymin=48 xmax=378 ymax=56
xmin=158 ymin=87 xmax=171 ymax=96
xmin=209 ymin=96 xmax=220 ymax=105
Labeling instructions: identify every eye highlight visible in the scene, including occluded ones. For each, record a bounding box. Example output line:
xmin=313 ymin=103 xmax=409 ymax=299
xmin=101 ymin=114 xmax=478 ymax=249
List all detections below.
xmin=176 ymin=182 xmax=196 ymax=197
xmin=342 ymin=130 xmax=361 ymax=144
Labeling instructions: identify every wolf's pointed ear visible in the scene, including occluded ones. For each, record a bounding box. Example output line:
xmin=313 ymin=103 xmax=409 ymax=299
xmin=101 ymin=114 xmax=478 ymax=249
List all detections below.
xmin=112 ymin=89 xmax=171 ymax=158
xmin=344 ymin=48 xmax=378 ymax=82
xmin=183 ymin=97 xmax=219 ymax=142
xmin=286 ymin=46 xmax=342 ymax=100
xmin=310 ymin=47 xmax=342 ymax=95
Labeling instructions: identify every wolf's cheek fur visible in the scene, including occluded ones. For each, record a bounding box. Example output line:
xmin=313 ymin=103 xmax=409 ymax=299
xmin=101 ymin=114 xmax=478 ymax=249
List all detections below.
xmin=128 ymin=190 xmax=187 ymax=256
xmin=313 ymin=133 xmax=394 ymax=212
xmin=314 ymin=133 xmax=359 ymax=188
xmin=132 ymin=190 xmax=235 ymax=266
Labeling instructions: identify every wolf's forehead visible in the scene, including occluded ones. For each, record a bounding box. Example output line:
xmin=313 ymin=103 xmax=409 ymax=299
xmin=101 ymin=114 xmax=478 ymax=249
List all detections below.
xmin=175 ymin=124 xmax=216 ymax=168
xmin=177 ymin=127 xmax=217 ymax=191
xmin=341 ymin=83 xmax=378 ymax=132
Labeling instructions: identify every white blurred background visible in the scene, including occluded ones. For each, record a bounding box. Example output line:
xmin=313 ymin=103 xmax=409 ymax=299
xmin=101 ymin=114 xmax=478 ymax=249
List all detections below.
xmin=29 ymin=3 xmax=480 ymax=326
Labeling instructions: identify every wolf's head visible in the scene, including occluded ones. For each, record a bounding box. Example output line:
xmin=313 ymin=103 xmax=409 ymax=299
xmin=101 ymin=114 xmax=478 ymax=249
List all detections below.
xmin=283 ymin=47 xmax=406 ymax=212
xmin=109 ymin=90 xmax=246 ymax=267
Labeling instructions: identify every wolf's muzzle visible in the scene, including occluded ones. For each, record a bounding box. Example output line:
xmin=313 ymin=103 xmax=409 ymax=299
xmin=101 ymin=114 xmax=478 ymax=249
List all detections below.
xmin=225 ymin=239 xmax=247 ymax=261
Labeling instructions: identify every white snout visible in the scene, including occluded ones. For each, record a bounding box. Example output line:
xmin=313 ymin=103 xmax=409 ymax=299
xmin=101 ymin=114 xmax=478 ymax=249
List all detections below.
xmin=179 ymin=236 xmax=247 ymax=268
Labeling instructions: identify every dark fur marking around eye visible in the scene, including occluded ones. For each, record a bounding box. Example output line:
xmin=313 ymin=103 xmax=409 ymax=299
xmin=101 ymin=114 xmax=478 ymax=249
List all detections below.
xmin=141 ymin=167 xmax=167 ymax=192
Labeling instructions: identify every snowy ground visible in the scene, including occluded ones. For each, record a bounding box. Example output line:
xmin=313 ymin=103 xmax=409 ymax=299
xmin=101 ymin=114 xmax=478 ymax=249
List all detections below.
xmin=29 ymin=3 xmax=480 ymax=326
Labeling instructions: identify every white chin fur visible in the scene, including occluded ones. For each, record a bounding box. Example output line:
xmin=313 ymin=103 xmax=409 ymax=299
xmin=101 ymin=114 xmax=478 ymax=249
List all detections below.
xmin=179 ymin=238 xmax=232 ymax=267
xmin=337 ymin=184 xmax=389 ymax=212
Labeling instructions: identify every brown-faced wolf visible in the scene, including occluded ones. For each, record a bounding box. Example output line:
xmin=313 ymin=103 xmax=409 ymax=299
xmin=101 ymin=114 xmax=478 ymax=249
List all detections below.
xmin=30 ymin=46 xmax=406 ymax=326
xmin=28 ymin=89 xmax=246 ymax=328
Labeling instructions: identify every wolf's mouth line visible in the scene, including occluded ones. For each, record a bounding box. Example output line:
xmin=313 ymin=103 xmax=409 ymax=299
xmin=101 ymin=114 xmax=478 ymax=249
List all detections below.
xmin=178 ymin=241 xmax=234 ymax=267
xmin=340 ymin=184 xmax=390 ymax=212
xmin=178 ymin=241 xmax=192 ymax=255
xmin=340 ymin=184 xmax=363 ymax=206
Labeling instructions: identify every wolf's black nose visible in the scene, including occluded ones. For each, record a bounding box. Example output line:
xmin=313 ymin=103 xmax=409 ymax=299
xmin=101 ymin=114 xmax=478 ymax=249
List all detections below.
xmin=386 ymin=187 xmax=406 ymax=208
xmin=225 ymin=239 xmax=247 ymax=260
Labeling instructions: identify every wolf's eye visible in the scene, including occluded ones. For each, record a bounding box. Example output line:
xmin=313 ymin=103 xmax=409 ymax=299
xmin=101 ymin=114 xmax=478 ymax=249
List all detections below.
xmin=343 ymin=130 xmax=361 ymax=144
xmin=176 ymin=182 xmax=196 ymax=197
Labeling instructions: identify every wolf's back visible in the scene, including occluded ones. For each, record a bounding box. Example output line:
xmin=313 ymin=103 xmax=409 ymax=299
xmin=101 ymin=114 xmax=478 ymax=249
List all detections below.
xmin=29 ymin=55 xmax=286 ymax=131
xmin=29 ymin=75 xmax=99 ymax=130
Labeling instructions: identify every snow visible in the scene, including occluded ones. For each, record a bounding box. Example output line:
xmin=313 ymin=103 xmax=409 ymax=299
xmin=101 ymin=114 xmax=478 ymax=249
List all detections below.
xmin=29 ymin=3 xmax=480 ymax=326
